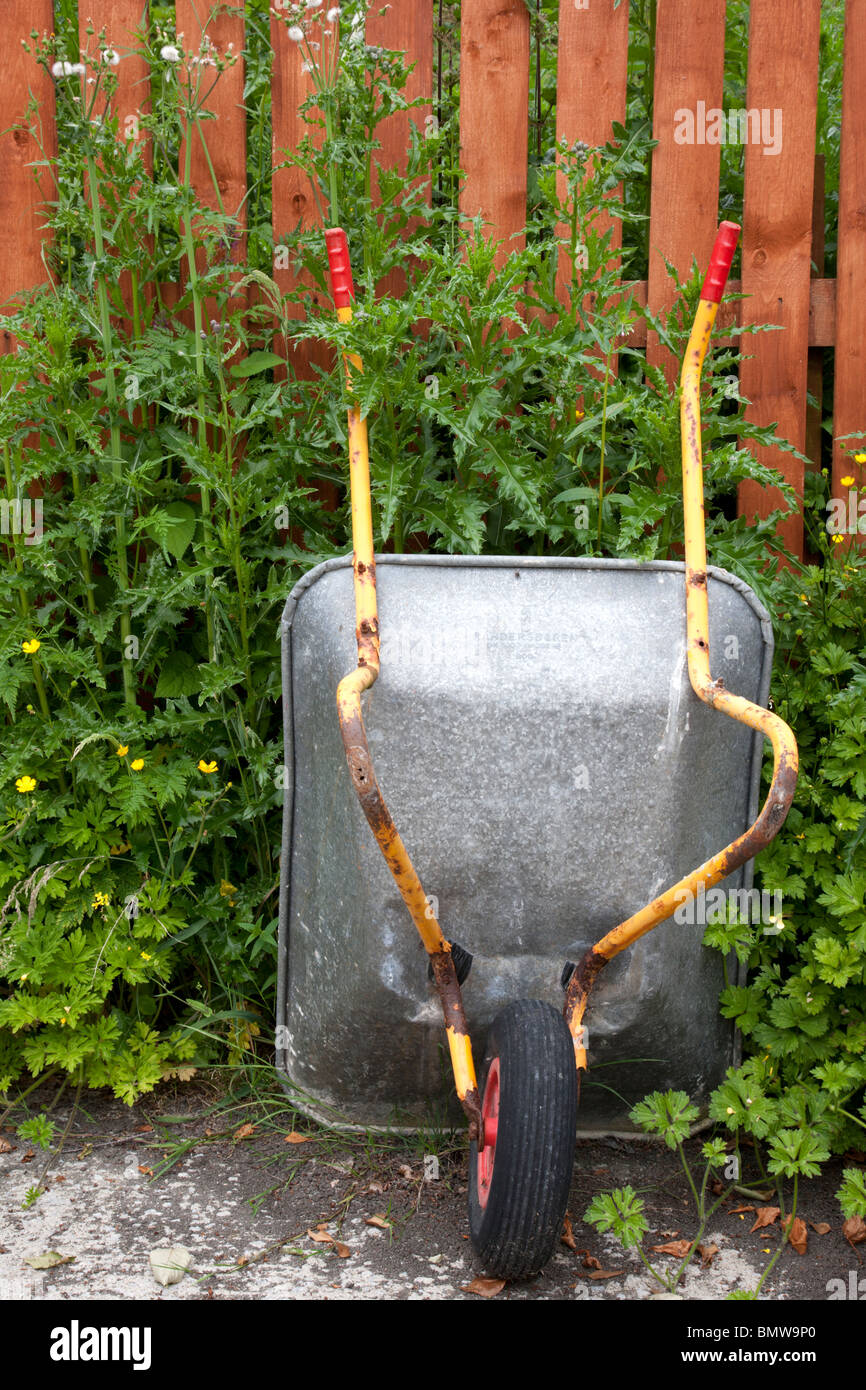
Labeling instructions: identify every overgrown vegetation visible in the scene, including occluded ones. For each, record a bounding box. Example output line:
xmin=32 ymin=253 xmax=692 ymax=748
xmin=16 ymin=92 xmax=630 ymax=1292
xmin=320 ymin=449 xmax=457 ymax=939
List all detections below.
xmin=0 ymin=1 xmax=863 ymax=1241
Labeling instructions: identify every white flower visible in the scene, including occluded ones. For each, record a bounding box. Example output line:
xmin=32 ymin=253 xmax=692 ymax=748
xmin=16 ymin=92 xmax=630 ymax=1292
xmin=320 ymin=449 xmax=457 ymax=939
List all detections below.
xmin=287 ymin=24 xmax=304 ymax=41
xmin=160 ymin=43 xmax=181 ymax=62
xmin=327 ymin=6 xmax=340 ymax=19
xmin=100 ymin=48 xmax=120 ymax=66
xmin=306 ymin=0 xmax=323 ymax=7
xmin=51 ymin=60 xmax=80 ymax=77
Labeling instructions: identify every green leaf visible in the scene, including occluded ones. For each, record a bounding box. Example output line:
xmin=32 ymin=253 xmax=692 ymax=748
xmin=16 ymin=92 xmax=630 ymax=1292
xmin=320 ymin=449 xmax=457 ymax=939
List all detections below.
xmin=155 ymin=651 xmax=202 ymax=698
xmin=583 ymin=1186 xmax=648 ymax=1249
xmin=629 ymin=1090 xmax=699 ymax=1149
xmin=146 ymin=502 xmax=197 ymax=561
xmin=836 ymin=1166 xmax=866 ymax=1220
xmin=229 ymin=350 xmax=286 ymax=378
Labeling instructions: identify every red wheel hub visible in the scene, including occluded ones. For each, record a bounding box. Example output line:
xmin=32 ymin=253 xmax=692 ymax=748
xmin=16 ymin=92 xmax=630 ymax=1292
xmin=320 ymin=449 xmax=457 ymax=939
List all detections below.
xmin=476 ymin=1057 xmax=500 ymax=1209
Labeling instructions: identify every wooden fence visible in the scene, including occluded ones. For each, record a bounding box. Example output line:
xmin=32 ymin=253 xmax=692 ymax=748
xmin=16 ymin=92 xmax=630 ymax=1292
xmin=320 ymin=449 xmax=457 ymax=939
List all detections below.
xmin=2 ymin=0 xmax=865 ymax=562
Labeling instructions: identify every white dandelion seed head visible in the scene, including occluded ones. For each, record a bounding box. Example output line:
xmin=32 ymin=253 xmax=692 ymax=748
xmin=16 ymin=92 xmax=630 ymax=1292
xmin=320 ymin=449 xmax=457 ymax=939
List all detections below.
xmin=287 ymin=25 xmax=304 ymax=42
xmin=100 ymin=48 xmax=120 ymax=66
xmin=306 ymin=0 xmax=323 ymax=7
xmin=327 ymin=6 xmax=340 ymax=20
xmin=160 ymin=43 xmax=181 ymax=62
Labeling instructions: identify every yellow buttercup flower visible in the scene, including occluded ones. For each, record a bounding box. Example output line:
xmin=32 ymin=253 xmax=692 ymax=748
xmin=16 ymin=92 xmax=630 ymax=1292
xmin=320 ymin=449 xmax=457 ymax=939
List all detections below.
xmin=198 ymin=759 xmax=218 ymax=774
xmin=15 ymin=775 xmax=37 ymax=793
xmin=854 ymin=453 xmax=866 ymax=464
xmin=832 ymin=534 xmax=844 ymax=545
xmin=21 ymin=639 xmax=41 ymax=655
xmin=130 ymin=758 xmax=144 ymax=771
xmin=840 ymin=475 xmax=855 ymax=487
xmin=116 ymin=745 xmax=129 ymax=757
xmin=140 ymin=951 xmax=152 ymax=961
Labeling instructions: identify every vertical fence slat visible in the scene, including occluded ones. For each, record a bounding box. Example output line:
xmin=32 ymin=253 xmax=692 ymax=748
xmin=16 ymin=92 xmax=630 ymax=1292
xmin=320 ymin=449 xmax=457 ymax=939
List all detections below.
xmin=737 ymin=0 xmax=821 ymax=562
xmin=270 ymin=13 xmax=328 ymax=375
xmin=81 ymin=0 xmax=152 ymax=165
xmin=175 ymin=0 xmax=247 ymax=305
xmin=805 ymin=153 xmax=825 ymax=474
xmin=646 ymin=0 xmax=727 ymax=384
xmin=833 ymin=0 xmax=866 ymax=529
xmin=459 ymin=0 xmax=530 ymax=262
xmin=367 ymin=0 xmax=433 ymax=298
xmin=367 ymin=0 xmax=433 ymax=174
xmin=554 ymin=0 xmax=628 ymax=355
xmin=0 ymin=1 xmax=56 ymax=334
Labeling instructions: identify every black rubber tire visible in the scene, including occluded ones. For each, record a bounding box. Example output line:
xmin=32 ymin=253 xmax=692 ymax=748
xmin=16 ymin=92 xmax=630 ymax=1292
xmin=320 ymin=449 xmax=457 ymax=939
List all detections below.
xmin=468 ymin=998 xmax=578 ymax=1279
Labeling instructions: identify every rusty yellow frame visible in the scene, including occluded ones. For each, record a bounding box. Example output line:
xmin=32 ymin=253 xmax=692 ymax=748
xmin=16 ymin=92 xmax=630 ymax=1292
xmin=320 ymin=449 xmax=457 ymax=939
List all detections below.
xmin=563 ymin=223 xmax=798 ymax=1066
xmin=325 ymin=221 xmax=797 ymax=1123
xmin=325 ymin=230 xmax=482 ymax=1139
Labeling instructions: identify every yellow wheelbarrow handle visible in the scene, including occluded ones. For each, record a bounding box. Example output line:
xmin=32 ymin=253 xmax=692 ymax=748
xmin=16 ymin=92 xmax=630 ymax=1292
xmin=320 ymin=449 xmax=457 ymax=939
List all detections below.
xmin=324 ymin=228 xmax=483 ymax=1136
xmin=563 ymin=222 xmax=799 ymax=1066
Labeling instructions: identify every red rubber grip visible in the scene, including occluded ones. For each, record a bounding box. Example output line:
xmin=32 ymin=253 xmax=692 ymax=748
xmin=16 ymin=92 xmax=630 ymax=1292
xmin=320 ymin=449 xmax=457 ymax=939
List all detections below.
xmin=325 ymin=227 xmax=354 ymax=309
xmin=700 ymin=221 xmax=739 ymax=303
xmin=701 ymin=220 xmax=741 ymax=304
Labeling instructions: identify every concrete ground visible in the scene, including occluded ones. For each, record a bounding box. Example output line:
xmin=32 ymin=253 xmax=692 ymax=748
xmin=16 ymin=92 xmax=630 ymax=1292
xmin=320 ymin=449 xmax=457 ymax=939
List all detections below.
xmin=0 ymin=1078 xmax=862 ymax=1303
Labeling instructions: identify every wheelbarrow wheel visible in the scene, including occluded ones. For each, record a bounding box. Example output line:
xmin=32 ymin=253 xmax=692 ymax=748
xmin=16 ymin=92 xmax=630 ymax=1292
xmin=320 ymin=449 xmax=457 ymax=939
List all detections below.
xmin=468 ymin=998 xmax=577 ymax=1280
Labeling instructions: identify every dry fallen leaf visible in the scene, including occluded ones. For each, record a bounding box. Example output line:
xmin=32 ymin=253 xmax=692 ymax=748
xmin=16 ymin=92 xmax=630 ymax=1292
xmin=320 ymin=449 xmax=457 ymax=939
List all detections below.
xmin=0 ymin=1138 xmax=14 ymax=1154
xmin=366 ymin=1181 xmax=384 ymax=1194
xmin=237 ymin=1255 xmax=249 ymax=1268
xmin=582 ymin=1253 xmax=601 ymax=1270
xmin=784 ymin=1216 xmax=807 ymax=1255
xmin=561 ymin=1214 xmax=578 ymax=1251
xmin=586 ymin=1268 xmax=623 ymax=1281
xmin=710 ymin=1178 xmax=724 ymax=1196
xmin=364 ymin=1214 xmax=391 ymax=1230
xmin=137 ymin=1165 xmax=153 ymax=1177
xmin=26 ymin=1251 xmax=75 ymax=1270
xmin=284 ymin=1132 xmax=310 ymax=1144
xmin=843 ymin=1216 xmax=866 ymax=1247
xmin=398 ymin=1164 xmax=414 ymax=1180
xmin=234 ymin=1123 xmax=255 ymax=1141
xmin=750 ymin=1206 xmax=780 ymax=1233
xmin=729 ymin=1205 xmax=755 ymax=1215
xmin=651 ymin=1240 xmax=693 ymax=1258
xmin=20 ymin=1151 xmax=35 ymax=1164
xmin=334 ymin=1242 xmax=351 ymax=1259
xmin=134 ymin=1123 xmax=153 ymax=1133
xmin=658 ymin=1229 xmax=681 ymax=1238
xmin=307 ymin=1228 xmax=333 ymax=1244
xmin=698 ymin=1243 xmax=719 ymax=1268
xmin=810 ymin=1221 xmax=831 ymax=1236
xmin=461 ymin=1277 xmax=505 ymax=1298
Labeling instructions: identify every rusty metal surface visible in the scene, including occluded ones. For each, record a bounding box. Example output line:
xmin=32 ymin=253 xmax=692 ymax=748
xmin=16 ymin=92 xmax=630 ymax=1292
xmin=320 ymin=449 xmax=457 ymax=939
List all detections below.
xmin=277 ymin=556 xmax=773 ymax=1133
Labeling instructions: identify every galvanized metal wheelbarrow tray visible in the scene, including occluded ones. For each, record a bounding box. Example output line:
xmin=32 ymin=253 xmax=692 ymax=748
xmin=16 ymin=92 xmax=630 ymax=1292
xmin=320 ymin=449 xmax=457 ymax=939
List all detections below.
xmin=276 ymin=223 xmax=798 ymax=1278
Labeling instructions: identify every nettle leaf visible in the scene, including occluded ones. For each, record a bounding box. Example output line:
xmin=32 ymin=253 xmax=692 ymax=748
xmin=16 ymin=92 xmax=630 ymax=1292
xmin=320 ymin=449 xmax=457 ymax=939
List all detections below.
xmin=155 ymin=650 xmax=202 ymax=698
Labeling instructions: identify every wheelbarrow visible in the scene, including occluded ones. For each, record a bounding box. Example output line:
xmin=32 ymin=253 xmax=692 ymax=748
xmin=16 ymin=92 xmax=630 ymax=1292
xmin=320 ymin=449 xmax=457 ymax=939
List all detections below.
xmin=276 ymin=221 xmax=798 ymax=1279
